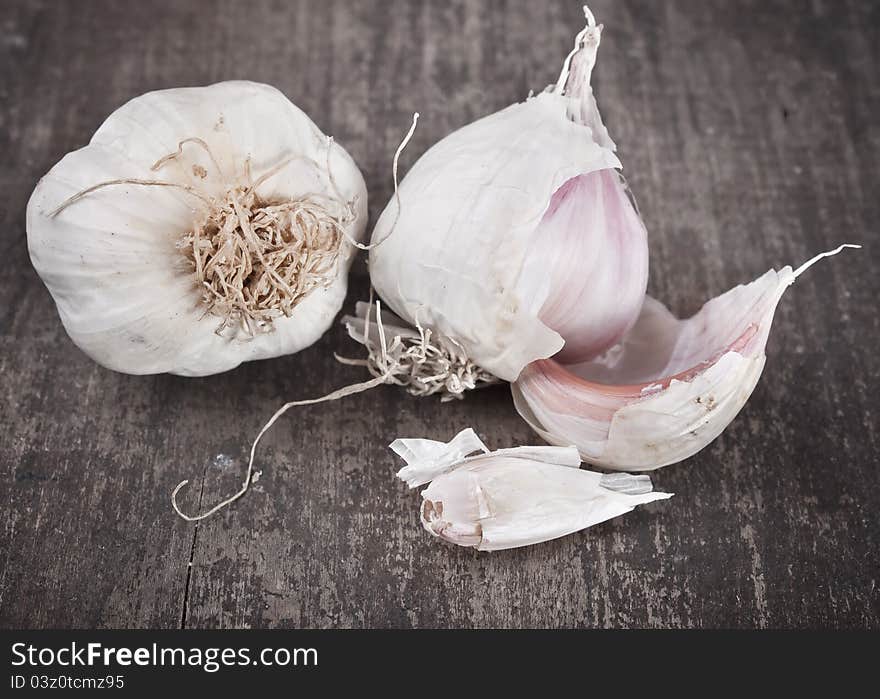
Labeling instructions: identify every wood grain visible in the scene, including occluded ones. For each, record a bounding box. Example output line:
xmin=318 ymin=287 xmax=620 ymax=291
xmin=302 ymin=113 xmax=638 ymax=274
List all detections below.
xmin=0 ymin=0 xmax=877 ymax=629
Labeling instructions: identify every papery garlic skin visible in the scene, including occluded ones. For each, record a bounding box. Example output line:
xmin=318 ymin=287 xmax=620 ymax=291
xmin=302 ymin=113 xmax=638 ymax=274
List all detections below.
xmin=392 ymin=428 xmax=671 ymax=551
xmin=512 ymin=246 xmax=859 ymax=470
xmin=391 ymin=426 xmax=581 ymax=488
xmin=421 ymin=459 xmax=670 ymax=551
xmin=368 ymin=15 xmax=648 ymax=382
xmin=27 ymin=81 xmax=367 ymax=376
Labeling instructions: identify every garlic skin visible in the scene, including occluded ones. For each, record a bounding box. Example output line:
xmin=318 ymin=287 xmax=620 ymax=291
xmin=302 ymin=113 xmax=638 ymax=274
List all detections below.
xmin=27 ymin=81 xmax=367 ymax=376
xmin=391 ymin=428 xmax=671 ymax=551
xmin=368 ymin=14 xmax=647 ymax=382
xmin=512 ymin=246 xmax=859 ymax=471
xmin=391 ymin=426 xmax=583 ymax=487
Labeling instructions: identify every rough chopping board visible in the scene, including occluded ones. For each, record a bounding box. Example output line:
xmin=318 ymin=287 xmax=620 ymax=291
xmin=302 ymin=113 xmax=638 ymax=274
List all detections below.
xmin=1 ymin=0 xmax=877 ymax=628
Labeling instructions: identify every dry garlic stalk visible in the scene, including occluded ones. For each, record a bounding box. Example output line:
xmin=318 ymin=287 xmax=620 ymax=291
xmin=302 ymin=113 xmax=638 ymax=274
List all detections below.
xmin=391 ymin=428 xmax=671 ymax=551
xmin=27 ymin=81 xmax=367 ymax=376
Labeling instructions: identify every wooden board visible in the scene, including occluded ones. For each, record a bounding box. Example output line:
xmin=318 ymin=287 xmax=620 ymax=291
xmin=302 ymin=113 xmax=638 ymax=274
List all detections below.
xmin=0 ymin=0 xmax=877 ymax=629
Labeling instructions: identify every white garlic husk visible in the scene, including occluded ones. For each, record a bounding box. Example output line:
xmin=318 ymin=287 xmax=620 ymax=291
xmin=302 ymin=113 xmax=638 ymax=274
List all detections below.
xmin=367 ymin=10 xmax=648 ymax=381
xmin=391 ymin=428 xmax=671 ymax=551
xmin=512 ymin=246 xmax=860 ymax=471
xmin=27 ymin=81 xmax=367 ymax=376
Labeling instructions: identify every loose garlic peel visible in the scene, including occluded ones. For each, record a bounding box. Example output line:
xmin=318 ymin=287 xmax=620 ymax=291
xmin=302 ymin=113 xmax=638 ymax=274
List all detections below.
xmin=512 ymin=245 xmax=861 ymax=470
xmin=27 ymin=81 xmax=367 ymax=376
xmin=391 ymin=428 xmax=671 ymax=551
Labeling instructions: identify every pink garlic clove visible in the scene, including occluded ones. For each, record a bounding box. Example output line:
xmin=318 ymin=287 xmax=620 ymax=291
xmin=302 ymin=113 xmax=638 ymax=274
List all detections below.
xmin=512 ymin=245 xmax=859 ymax=471
xmin=516 ymin=169 xmax=649 ymax=364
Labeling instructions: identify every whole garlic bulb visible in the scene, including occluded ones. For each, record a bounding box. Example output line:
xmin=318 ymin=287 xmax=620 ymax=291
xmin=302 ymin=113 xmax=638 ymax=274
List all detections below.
xmin=27 ymin=81 xmax=367 ymax=376
xmin=367 ymin=12 xmax=648 ymax=382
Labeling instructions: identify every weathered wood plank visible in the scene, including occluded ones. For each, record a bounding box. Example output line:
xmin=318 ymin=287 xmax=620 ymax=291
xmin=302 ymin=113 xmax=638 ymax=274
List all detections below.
xmin=0 ymin=0 xmax=877 ymax=629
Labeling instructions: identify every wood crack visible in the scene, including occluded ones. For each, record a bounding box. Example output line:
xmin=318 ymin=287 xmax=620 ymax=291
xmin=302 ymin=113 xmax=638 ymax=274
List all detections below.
xmin=178 ymin=464 xmax=208 ymax=630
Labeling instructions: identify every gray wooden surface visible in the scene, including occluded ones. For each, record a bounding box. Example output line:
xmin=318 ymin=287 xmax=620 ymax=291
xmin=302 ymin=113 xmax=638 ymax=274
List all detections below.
xmin=1 ymin=0 xmax=877 ymax=629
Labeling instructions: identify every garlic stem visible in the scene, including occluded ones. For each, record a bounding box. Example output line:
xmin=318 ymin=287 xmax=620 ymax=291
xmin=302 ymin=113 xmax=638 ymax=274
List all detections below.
xmin=346 ymin=112 xmax=420 ymax=251
xmin=151 ymin=136 xmax=226 ymax=178
xmin=171 ymin=372 xmax=392 ymax=521
xmin=792 ymin=243 xmax=861 ymax=278
xmin=48 ymin=178 xmax=214 ymax=217
xmin=553 ymin=5 xmax=598 ymax=94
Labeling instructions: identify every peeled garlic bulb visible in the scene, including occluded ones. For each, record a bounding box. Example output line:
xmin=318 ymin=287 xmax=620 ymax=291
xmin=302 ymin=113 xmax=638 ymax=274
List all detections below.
xmin=27 ymin=81 xmax=367 ymax=376
xmin=368 ymin=11 xmax=647 ymax=381
xmin=390 ymin=428 xmax=671 ymax=551
xmin=512 ymin=246 xmax=860 ymax=470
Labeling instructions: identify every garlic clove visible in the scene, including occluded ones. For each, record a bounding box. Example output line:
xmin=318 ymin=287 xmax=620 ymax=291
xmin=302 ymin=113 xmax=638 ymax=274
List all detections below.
xmin=368 ymin=9 xmax=638 ymax=382
xmin=27 ymin=81 xmax=367 ymax=376
xmin=515 ymin=168 xmax=649 ymax=364
xmin=512 ymin=245 xmax=860 ymax=471
xmin=398 ymin=429 xmax=671 ymax=551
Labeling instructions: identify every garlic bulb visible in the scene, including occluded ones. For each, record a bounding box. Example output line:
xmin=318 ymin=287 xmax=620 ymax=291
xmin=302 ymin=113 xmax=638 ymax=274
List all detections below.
xmin=349 ymin=4 xmax=859 ymax=476
xmin=367 ymin=9 xmax=648 ymax=381
xmin=27 ymin=81 xmax=367 ymax=376
xmin=512 ymin=246 xmax=860 ymax=470
xmin=391 ymin=428 xmax=671 ymax=551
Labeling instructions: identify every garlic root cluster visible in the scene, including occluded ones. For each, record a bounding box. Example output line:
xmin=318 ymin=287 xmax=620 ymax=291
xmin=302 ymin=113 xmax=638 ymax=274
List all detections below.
xmin=340 ymin=301 xmax=498 ymax=401
xmin=27 ymin=81 xmax=367 ymax=376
